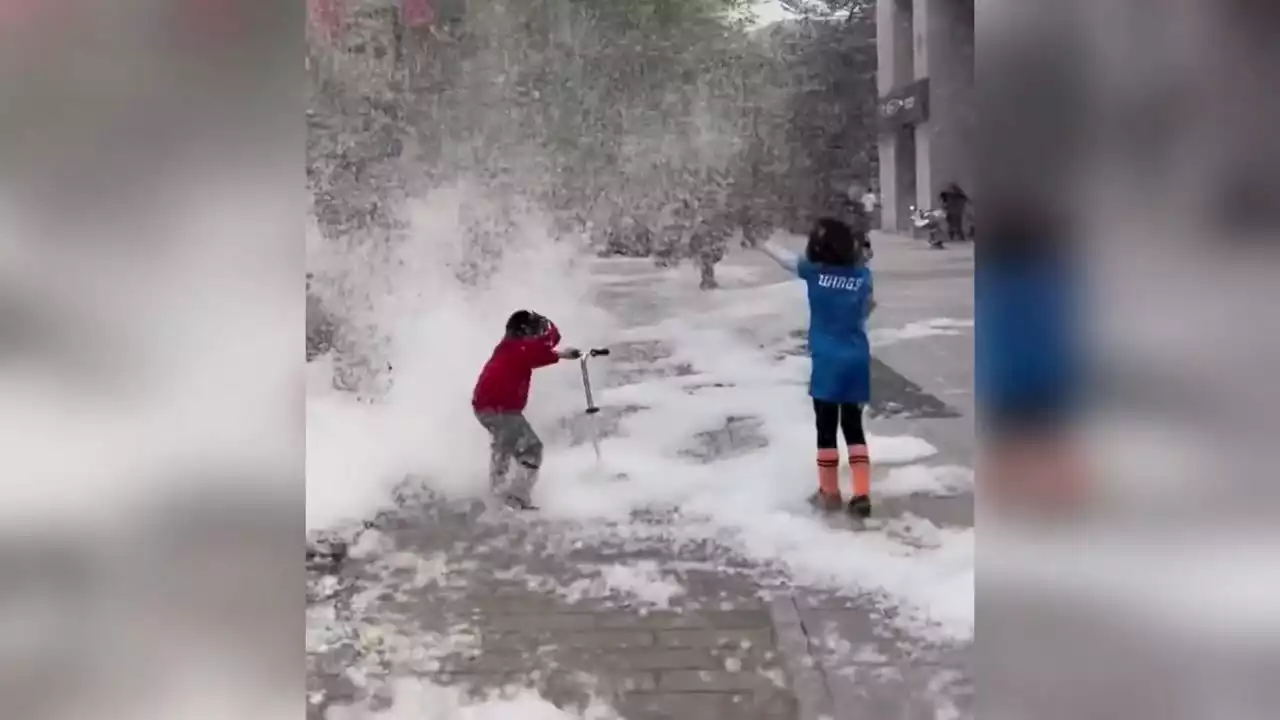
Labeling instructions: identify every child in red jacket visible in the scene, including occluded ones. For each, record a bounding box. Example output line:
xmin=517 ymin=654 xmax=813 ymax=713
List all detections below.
xmin=472 ymin=310 xmax=580 ymax=509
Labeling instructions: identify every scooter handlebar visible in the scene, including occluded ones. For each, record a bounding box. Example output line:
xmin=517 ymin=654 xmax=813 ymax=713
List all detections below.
xmin=588 ymin=348 xmax=610 ymax=357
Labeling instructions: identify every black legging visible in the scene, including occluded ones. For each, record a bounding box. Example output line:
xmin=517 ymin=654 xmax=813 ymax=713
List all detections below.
xmin=813 ymin=399 xmax=866 ymax=449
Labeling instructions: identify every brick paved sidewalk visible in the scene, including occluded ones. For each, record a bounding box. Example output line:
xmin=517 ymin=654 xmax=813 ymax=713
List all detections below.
xmin=307 ymin=493 xmax=970 ymax=720
xmin=308 ymin=497 xmax=800 ymax=719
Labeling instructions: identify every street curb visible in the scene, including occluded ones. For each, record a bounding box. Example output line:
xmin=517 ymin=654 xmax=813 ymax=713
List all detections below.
xmin=768 ymin=596 xmax=836 ymax=720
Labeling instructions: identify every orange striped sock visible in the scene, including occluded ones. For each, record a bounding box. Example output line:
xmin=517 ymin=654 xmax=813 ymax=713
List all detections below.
xmin=849 ymin=444 xmax=870 ymax=497
xmin=817 ymin=448 xmax=840 ymax=497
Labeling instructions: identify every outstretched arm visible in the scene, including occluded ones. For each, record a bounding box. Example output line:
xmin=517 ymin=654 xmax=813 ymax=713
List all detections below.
xmin=758 ymin=240 xmax=800 ymax=275
xmin=521 ymin=340 xmax=561 ymax=369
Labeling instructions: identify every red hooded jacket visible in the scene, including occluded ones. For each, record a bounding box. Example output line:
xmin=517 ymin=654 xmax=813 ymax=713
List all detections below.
xmin=472 ymin=321 xmax=562 ymax=413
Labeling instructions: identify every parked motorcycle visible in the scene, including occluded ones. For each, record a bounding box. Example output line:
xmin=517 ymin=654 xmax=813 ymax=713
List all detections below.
xmin=910 ymin=206 xmax=947 ymax=248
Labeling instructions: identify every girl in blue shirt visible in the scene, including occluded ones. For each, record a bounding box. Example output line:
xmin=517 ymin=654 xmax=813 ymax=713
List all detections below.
xmin=757 ymin=218 xmax=876 ymax=517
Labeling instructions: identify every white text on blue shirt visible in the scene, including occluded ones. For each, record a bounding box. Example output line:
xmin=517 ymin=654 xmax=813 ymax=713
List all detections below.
xmin=816 ymin=274 xmax=864 ymax=291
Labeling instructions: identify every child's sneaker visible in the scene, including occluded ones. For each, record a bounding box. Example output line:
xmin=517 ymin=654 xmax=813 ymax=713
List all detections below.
xmin=808 ymin=490 xmax=843 ymax=512
xmin=847 ymin=494 xmax=871 ymax=519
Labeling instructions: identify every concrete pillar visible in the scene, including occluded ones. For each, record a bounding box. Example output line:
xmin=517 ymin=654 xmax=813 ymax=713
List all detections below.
xmin=878 ymin=135 xmax=900 ymax=230
xmin=875 ymin=0 xmax=896 ymax=230
xmin=912 ymin=0 xmax=935 ymax=210
xmin=913 ymin=0 xmax=974 ymax=209
xmin=877 ymin=0 xmax=915 ymax=95
xmin=876 ymin=0 xmax=918 ymax=230
xmin=876 ymin=0 xmax=896 ymax=97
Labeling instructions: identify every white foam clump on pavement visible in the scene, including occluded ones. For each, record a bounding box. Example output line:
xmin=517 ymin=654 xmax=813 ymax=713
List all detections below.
xmin=878 ymin=465 xmax=974 ymax=498
xmin=563 ymin=560 xmax=686 ymax=609
xmin=327 ymin=677 xmax=624 ymax=720
xmin=870 ymin=318 xmax=973 ymax=347
xmin=306 ymin=354 xmax=415 ymax=533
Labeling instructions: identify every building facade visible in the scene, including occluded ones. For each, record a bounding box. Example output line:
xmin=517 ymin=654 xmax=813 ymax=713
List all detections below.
xmin=875 ymin=0 xmax=974 ymax=231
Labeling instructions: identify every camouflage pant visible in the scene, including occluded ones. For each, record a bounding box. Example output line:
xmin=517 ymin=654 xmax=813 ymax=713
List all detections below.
xmin=474 ymin=412 xmax=544 ymax=501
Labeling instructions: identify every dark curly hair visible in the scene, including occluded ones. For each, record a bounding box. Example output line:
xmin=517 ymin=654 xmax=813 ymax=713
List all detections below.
xmin=805 ymin=217 xmax=862 ymax=266
xmin=505 ymin=310 xmax=549 ymax=339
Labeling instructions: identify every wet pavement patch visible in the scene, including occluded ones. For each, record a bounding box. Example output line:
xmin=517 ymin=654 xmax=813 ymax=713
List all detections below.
xmin=604 ymin=340 xmax=674 ymax=364
xmin=867 ymin=358 xmax=962 ymax=420
xmin=601 ymin=339 xmax=697 ymax=387
xmin=680 ymin=381 xmax=735 ymax=394
xmin=681 ymin=416 xmax=769 ymax=463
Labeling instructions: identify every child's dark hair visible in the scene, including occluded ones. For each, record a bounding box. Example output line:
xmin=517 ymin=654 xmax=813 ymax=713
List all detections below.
xmin=505 ymin=310 xmax=547 ymax=339
xmin=805 ymin=217 xmax=862 ymax=266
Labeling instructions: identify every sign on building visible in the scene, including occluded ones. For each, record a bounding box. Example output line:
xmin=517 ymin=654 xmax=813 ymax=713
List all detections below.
xmin=878 ymin=79 xmax=930 ymax=133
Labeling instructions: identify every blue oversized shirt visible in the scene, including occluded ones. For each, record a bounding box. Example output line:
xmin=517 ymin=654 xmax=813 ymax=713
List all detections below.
xmin=796 ymin=259 xmax=874 ymax=404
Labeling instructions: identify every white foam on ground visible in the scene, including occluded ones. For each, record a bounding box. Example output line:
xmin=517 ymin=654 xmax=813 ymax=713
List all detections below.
xmin=563 ymin=560 xmax=686 ymax=609
xmin=870 ymin=318 xmax=974 ymax=347
xmin=327 ymin=677 xmax=624 ymax=720
xmin=306 ymin=200 xmax=974 ymax=641
xmin=878 ymin=465 xmax=975 ymax=498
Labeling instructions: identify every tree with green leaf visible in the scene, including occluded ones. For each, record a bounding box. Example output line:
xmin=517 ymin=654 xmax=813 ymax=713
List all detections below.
xmin=725 ymin=1 xmax=877 ymax=231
